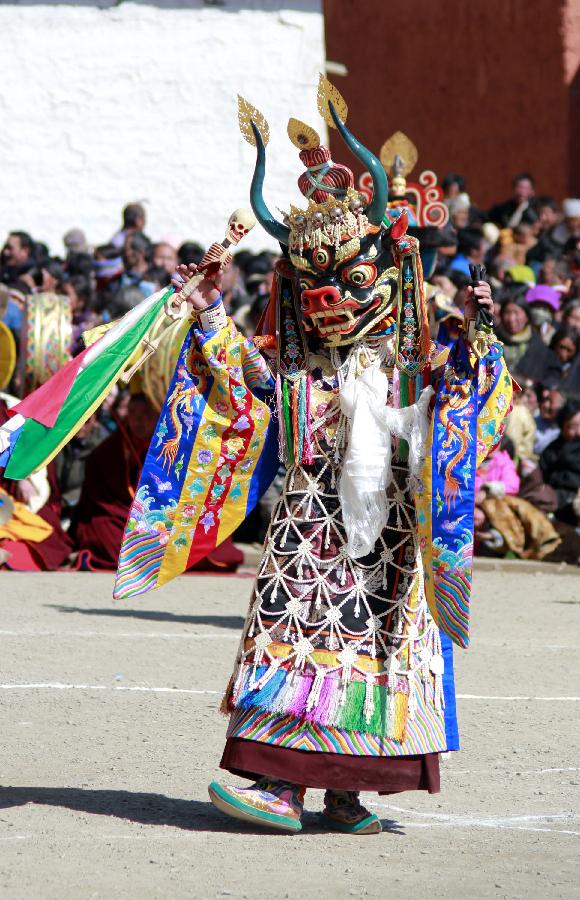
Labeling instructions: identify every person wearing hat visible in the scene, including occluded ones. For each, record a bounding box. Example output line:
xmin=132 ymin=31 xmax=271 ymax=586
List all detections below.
xmin=525 ymin=283 xmax=561 ymax=343
xmin=504 ymin=264 xmax=536 ymax=287
xmin=551 ymin=199 xmax=580 ymax=250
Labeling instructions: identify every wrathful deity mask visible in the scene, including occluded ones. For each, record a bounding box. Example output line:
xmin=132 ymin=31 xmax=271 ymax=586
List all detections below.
xmin=294 ymin=226 xmax=397 ymax=346
xmin=238 ymin=77 xmax=402 ymax=348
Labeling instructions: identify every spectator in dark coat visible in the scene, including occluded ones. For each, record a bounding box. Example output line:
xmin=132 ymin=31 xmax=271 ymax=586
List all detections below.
xmin=544 ymin=326 xmax=580 ymax=397
xmin=488 ymin=173 xmax=535 ymax=228
xmin=540 ymin=400 xmax=580 ymax=524
xmin=496 ymin=295 xmax=556 ymax=383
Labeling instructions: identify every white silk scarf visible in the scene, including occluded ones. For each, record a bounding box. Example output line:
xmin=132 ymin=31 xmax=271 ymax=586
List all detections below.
xmin=338 ymin=366 xmax=433 ymax=558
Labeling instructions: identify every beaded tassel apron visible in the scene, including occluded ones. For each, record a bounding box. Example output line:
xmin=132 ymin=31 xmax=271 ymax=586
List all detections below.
xmin=224 ymin=339 xmax=448 ymax=757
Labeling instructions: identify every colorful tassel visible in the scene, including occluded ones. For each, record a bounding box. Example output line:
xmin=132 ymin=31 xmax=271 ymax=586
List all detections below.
xmin=270 ymin=669 xmax=303 ymax=714
xmin=281 ymin=378 xmax=294 ymax=464
xmin=363 ymin=673 xmax=375 ymax=724
xmin=304 ymin=374 xmax=314 ymax=464
xmin=255 ymin=662 xmax=281 ymax=690
xmin=292 ymin=381 xmax=300 ymax=462
xmin=304 ymin=674 xmax=339 ymax=725
xmin=305 ymin=670 xmax=325 ymax=712
xmin=239 ymin=664 xmax=286 ymax=710
xmin=398 ymin=373 xmax=410 ymax=460
xmin=297 ymin=377 xmax=307 ymax=461
xmin=276 ymin=373 xmax=314 ymax=468
xmin=391 ymin=692 xmax=408 ymax=741
xmin=232 ymin=663 xmax=247 ymax=703
xmin=288 ymin=671 xmax=314 ymax=715
xmin=275 ymin=374 xmax=286 ymax=462
xmin=232 ymin=664 xmax=412 ymax=740
xmin=336 ymin=681 xmax=367 ymax=732
xmin=367 ymin=684 xmax=389 ymax=735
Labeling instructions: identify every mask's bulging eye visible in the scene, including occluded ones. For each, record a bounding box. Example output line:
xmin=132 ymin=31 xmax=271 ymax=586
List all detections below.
xmin=312 ymin=247 xmax=331 ymax=270
xmin=341 ymin=263 xmax=377 ymax=288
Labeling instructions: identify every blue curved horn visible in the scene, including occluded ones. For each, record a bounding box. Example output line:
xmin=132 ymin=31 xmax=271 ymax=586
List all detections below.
xmin=328 ymin=101 xmax=388 ymax=226
xmin=249 ymin=122 xmax=290 ymax=245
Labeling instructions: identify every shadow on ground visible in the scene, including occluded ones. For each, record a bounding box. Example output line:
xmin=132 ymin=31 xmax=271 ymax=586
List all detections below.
xmin=47 ymin=605 xmax=245 ymax=629
xmin=0 ymin=787 xmax=404 ymax=835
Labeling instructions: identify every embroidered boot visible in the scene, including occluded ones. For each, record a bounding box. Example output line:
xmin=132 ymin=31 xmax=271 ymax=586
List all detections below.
xmin=320 ymin=789 xmax=381 ymax=834
xmin=208 ymin=778 xmax=304 ymax=833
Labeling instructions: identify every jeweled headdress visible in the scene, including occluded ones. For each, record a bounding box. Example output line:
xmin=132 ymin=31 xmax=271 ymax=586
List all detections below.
xmin=237 ymin=75 xmax=388 ymax=252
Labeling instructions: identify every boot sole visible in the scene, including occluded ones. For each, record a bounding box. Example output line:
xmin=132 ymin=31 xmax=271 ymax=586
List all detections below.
xmin=319 ymin=812 xmax=382 ymax=835
xmin=208 ymin=782 xmax=302 ymax=833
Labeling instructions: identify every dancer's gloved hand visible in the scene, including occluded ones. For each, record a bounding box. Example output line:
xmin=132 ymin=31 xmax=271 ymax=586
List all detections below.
xmin=464 ymin=280 xmax=493 ymax=323
xmin=167 ymin=263 xmax=223 ymax=317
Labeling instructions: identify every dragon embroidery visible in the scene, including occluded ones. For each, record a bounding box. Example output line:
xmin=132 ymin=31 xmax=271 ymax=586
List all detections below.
xmin=158 ymin=357 xmax=208 ymax=470
xmin=437 ymin=377 xmax=473 ymax=510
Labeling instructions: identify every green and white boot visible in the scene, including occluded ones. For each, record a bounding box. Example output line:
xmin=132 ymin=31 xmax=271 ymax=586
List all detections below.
xmin=320 ymin=790 xmax=381 ymax=834
xmin=208 ymin=778 xmax=304 ymax=833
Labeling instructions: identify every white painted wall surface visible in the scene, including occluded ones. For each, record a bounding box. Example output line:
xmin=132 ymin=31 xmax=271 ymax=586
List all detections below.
xmin=0 ymin=1 xmax=326 ymax=254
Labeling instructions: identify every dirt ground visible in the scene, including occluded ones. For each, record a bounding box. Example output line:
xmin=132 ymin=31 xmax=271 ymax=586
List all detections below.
xmin=0 ymin=562 xmax=578 ymax=899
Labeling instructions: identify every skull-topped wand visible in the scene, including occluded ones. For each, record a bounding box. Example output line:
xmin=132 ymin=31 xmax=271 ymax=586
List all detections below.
xmin=122 ymin=208 xmax=256 ymax=381
xmin=165 ymin=207 xmax=256 ymax=319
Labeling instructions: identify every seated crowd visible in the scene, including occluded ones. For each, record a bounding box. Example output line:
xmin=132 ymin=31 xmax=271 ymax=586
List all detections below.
xmin=1 ymin=177 xmax=579 ymax=570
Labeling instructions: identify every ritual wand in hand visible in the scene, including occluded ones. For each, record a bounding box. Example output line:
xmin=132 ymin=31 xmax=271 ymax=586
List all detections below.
xmin=469 ymin=263 xmax=494 ymax=331
xmin=122 ymin=209 xmax=256 ymax=382
xmin=165 ymin=208 xmax=256 ymax=320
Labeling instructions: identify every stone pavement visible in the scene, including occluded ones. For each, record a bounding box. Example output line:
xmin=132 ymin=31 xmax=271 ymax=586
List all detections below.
xmin=0 ymin=564 xmax=578 ymax=899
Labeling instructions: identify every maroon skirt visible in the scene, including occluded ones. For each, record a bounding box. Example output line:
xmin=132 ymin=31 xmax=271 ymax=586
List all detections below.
xmin=220 ymin=737 xmax=440 ymax=794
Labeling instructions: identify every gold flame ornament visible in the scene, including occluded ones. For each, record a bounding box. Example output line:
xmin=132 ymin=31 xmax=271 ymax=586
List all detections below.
xmin=237 ymin=95 xmax=270 ymax=147
xmin=317 ymin=74 xmax=348 ymax=128
xmin=287 ymin=118 xmax=320 ymax=151
xmin=379 ymin=131 xmax=418 ymax=178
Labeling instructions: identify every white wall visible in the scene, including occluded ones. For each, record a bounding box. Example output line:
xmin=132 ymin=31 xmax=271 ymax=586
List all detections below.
xmin=0 ymin=1 xmax=326 ymax=255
